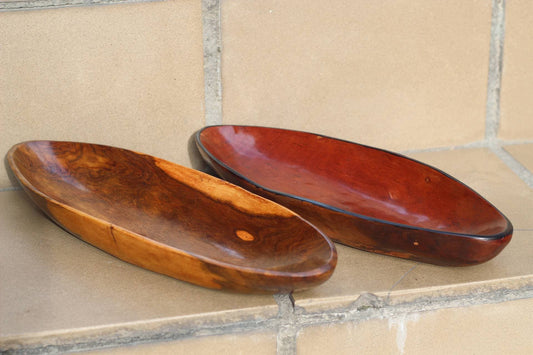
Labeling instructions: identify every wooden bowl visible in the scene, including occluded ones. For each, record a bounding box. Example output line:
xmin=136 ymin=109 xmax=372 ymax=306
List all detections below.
xmin=195 ymin=125 xmax=513 ymax=266
xmin=6 ymin=141 xmax=337 ymax=293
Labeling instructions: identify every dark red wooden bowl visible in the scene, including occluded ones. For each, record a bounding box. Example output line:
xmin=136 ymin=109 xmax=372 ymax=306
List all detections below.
xmin=6 ymin=141 xmax=336 ymax=293
xmin=195 ymin=125 xmax=513 ymax=266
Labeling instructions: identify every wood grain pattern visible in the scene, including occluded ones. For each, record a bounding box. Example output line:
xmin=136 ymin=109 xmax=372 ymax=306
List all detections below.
xmin=6 ymin=141 xmax=337 ymax=293
xmin=195 ymin=125 xmax=513 ymax=266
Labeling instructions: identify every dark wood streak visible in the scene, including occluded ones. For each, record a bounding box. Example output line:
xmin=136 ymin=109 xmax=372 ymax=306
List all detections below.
xmin=195 ymin=125 xmax=513 ymax=266
xmin=7 ymin=141 xmax=337 ymax=293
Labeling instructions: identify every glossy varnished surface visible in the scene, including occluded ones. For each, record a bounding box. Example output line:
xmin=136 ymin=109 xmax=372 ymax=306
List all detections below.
xmin=196 ymin=126 xmax=513 ymax=266
xmin=6 ymin=141 xmax=336 ymax=293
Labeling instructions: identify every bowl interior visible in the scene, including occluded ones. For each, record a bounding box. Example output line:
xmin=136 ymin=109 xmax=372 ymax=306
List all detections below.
xmin=199 ymin=126 xmax=509 ymax=237
xmin=9 ymin=141 xmax=334 ymax=272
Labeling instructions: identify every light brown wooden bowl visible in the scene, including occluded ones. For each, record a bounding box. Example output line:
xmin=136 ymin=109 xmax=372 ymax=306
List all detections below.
xmin=196 ymin=125 xmax=513 ymax=266
xmin=6 ymin=141 xmax=337 ymax=293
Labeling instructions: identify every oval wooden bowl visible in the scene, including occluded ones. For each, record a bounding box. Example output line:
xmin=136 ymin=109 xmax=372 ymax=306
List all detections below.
xmin=195 ymin=125 xmax=513 ymax=266
xmin=6 ymin=141 xmax=337 ymax=293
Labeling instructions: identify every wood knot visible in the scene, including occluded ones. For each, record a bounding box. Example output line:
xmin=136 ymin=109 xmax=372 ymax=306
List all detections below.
xmin=235 ymin=229 xmax=254 ymax=242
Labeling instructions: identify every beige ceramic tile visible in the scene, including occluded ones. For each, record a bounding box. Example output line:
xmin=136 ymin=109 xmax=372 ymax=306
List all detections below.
xmin=500 ymin=1 xmax=533 ymax=140
xmin=407 ymin=148 xmax=533 ymax=229
xmin=222 ymin=0 xmax=490 ymax=151
xmin=297 ymin=298 xmax=533 ymax=355
xmin=293 ymin=244 xmax=417 ymax=306
xmin=401 ymin=298 xmax=533 ymax=355
xmin=391 ymin=230 xmax=533 ymax=292
xmin=0 ymin=0 xmax=205 ymax=188
xmin=505 ymin=144 xmax=533 ymax=172
xmin=86 ymin=331 xmax=277 ymax=355
xmin=297 ymin=318 xmax=398 ymax=355
xmin=0 ymin=190 xmax=277 ymax=339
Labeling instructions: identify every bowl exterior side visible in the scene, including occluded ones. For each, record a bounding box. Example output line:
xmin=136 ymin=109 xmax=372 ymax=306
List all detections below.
xmin=200 ymin=150 xmax=512 ymax=266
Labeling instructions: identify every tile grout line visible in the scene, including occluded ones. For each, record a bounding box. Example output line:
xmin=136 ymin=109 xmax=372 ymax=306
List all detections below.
xmin=0 ymin=186 xmax=21 ymax=192
xmin=485 ymin=0 xmax=506 ymax=142
xmin=274 ymin=293 xmax=297 ymax=355
xmin=490 ymin=143 xmax=533 ymax=188
xmin=499 ymin=138 xmax=533 ymax=146
xmin=0 ymin=311 xmax=281 ymax=354
xmin=0 ymin=0 xmax=163 ymax=11
xmin=202 ymin=0 xmax=223 ymax=126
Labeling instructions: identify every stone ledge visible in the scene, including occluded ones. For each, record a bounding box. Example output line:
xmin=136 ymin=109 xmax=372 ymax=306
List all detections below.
xmin=3 ymin=276 xmax=530 ymax=354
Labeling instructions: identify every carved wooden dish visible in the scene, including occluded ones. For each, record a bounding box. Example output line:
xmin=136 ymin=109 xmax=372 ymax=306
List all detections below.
xmin=6 ymin=141 xmax=337 ymax=293
xmin=196 ymin=125 xmax=513 ymax=266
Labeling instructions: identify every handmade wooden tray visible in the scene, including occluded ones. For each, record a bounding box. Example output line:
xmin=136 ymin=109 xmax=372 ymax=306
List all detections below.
xmin=6 ymin=141 xmax=336 ymax=293
xmin=195 ymin=125 xmax=513 ymax=266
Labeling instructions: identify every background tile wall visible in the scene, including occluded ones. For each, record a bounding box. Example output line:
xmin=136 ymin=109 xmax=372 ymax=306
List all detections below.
xmin=1 ymin=0 xmax=531 ymax=188
xmin=0 ymin=0 xmax=205 ymax=188
xmin=221 ymin=0 xmax=491 ymax=151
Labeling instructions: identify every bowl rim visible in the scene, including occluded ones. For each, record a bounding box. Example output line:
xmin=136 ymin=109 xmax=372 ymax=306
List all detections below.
xmin=196 ymin=124 xmax=513 ymax=241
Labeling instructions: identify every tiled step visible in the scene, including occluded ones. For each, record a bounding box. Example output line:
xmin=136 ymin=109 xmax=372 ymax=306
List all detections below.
xmin=1 ymin=146 xmax=532 ymax=354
